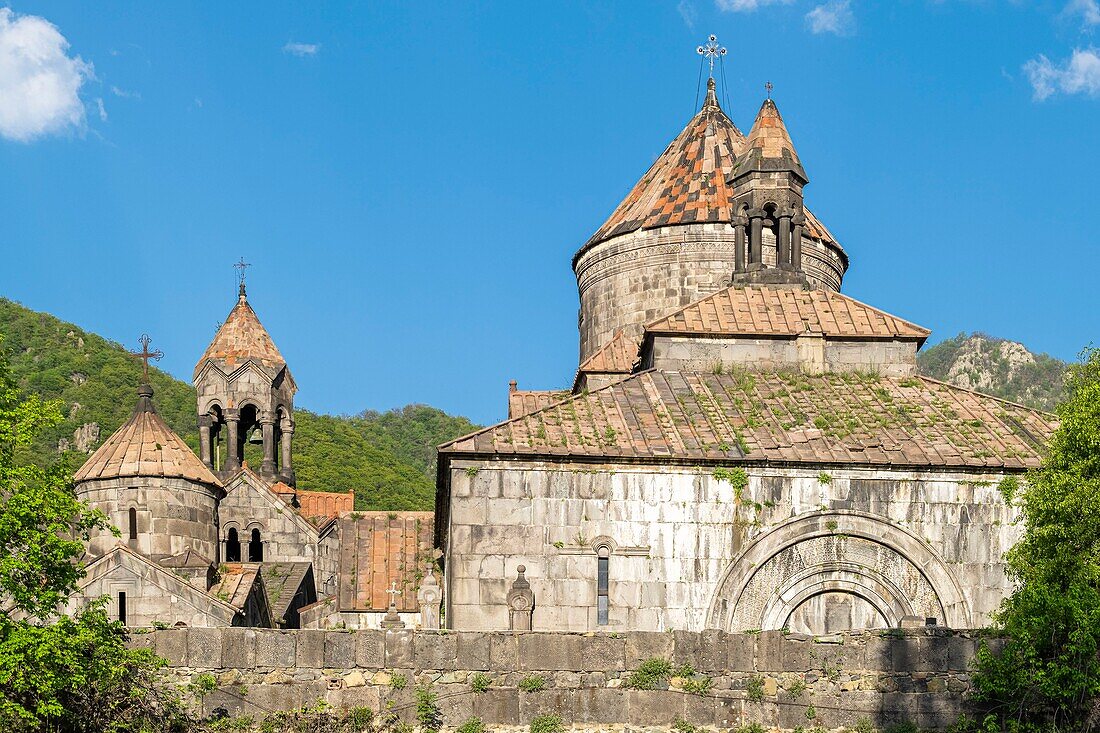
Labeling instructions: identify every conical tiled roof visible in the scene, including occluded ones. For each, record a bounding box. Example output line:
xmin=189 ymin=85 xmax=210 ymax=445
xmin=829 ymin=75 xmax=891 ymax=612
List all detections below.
xmin=576 ymin=80 xmax=834 ymax=262
xmin=73 ymin=384 xmax=221 ymax=486
xmin=733 ymin=98 xmax=807 ymax=183
xmin=194 ymin=286 xmax=286 ymax=379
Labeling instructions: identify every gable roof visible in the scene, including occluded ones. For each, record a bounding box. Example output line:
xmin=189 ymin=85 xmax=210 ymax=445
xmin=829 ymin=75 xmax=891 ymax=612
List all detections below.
xmin=74 ymin=385 xmax=221 ymax=486
xmin=336 ymin=512 xmax=434 ymax=612
xmin=576 ymin=79 xmax=836 ymax=261
xmin=194 ymin=288 xmax=286 ymax=380
xmin=209 ymin=563 xmax=264 ymax=609
xmin=578 ymin=330 xmax=639 ymax=374
xmin=645 ymin=285 xmax=931 ymax=342
xmin=441 ymin=369 xmax=1055 ymax=470
xmin=260 ymin=562 xmax=314 ymax=624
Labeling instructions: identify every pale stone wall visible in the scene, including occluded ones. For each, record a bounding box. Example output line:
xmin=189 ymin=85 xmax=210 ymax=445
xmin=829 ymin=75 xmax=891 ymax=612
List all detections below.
xmin=77 ymin=476 xmax=221 ymax=560
xmin=574 ymin=224 xmax=847 ymax=362
xmin=138 ymin=627 xmax=983 ymax=731
xmin=220 ymin=480 xmax=320 ymax=566
xmin=442 ymin=462 xmax=1019 ymax=634
xmin=646 ymin=336 xmax=918 ymax=377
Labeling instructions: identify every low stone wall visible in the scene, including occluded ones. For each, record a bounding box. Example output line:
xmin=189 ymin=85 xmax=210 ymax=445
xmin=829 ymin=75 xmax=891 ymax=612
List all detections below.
xmin=134 ymin=627 xmax=991 ymax=731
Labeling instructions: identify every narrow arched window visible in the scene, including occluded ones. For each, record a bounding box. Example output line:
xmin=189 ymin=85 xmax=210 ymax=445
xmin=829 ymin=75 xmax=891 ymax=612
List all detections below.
xmin=128 ymin=507 xmax=137 ymax=540
xmin=248 ymin=528 xmax=264 ymax=562
xmin=225 ymin=528 xmax=241 ymax=562
xmin=597 ymin=545 xmax=610 ymax=626
xmin=118 ymin=591 xmax=127 ymax=626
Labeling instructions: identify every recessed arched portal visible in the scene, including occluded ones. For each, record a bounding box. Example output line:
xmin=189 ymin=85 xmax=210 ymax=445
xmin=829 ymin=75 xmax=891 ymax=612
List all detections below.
xmin=706 ymin=511 xmax=971 ymax=633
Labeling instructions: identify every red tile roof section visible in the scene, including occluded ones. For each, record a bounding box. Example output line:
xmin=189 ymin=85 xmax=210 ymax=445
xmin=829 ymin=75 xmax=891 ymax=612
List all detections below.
xmin=646 ymin=285 xmax=931 ymax=341
xmin=577 ymin=84 xmax=834 ymax=259
xmin=508 ymin=390 xmax=571 ymax=420
xmin=578 ymin=330 xmax=639 ymax=374
xmin=295 ymin=490 xmax=355 ymax=521
xmin=337 ymin=512 xmax=434 ymax=612
xmin=442 ymin=370 xmax=1054 ymax=470
xmin=194 ymin=291 xmax=286 ymax=379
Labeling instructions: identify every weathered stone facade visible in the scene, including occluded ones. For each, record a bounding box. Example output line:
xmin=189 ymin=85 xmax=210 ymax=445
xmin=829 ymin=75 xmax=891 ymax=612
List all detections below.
xmin=139 ymin=627 xmax=982 ymax=731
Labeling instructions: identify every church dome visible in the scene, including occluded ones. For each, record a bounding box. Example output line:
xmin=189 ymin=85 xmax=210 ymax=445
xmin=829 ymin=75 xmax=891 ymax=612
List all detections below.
xmin=193 ymin=284 xmax=288 ymax=381
xmin=572 ymin=79 xmax=848 ymax=363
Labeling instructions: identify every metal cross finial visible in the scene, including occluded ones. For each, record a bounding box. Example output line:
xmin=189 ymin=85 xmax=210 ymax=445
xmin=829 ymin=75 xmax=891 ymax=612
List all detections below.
xmin=234 ymin=257 xmax=251 ymax=295
xmin=696 ymin=34 xmax=727 ymax=79
xmin=130 ymin=334 xmax=163 ymax=382
xmin=386 ymin=581 xmax=401 ymax=606
xmin=765 ymin=81 xmax=774 ymax=99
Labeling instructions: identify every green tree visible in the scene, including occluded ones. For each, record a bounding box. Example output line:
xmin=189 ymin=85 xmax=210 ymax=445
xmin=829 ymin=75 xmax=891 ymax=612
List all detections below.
xmin=0 ymin=338 xmax=186 ymax=732
xmin=972 ymin=347 xmax=1100 ymax=732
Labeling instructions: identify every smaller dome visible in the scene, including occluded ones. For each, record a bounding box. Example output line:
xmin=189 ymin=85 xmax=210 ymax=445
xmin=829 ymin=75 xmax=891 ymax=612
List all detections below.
xmin=194 ymin=287 xmax=287 ymax=380
xmin=74 ymin=384 xmax=221 ymax=486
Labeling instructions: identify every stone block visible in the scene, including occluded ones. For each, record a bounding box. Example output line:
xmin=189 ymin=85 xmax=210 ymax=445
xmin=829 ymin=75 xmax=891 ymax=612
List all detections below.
xmin=324 ymin=631 xmax=356 ymax=668
xmin=947 ymin=636 xmax=980 ymax=672
xmin=519 ymin=633 xmax=579 ymax=671
xmin=862 ymin=634 xmax=895 ymax=672
xmin=384 ymin=630 xmax=414 ymax=669
xmin=728 ymin=634 xmax=756 ymax=672
xmin=354 ymin=630 xmax=386 ymax=669
xmin=127 ymin=632 xmax=156 ymax=652
xmin=221 ymin=627 xmax=257 ymax=669
xmin=672 ymin=629 xmax=701 ymax=667
xmin=518 ymin=688 xmax=573 ymax=720
xmin=625 ymin=689 xmax=683 ymax=726
xmin=435 ymin=683 xmax=474 ymax=723
xmin=414 ymin=632 xmax=458 ymax=670
xmin=329 ymin=685 xmax=380 ymax=711
xmin=891 ymin=636 xmax=922 ymax=673
xmin=572 ymin=687 xmax=624 ymax=723
xmin=580 ymin=634 xmax=625 ymax=672
xmin=682 ymin=691 xmax=716 ymax=723
xmin=155 ymin=629 xmax=188 ymax=665
xmin=625 ymin=631 xmax=674 ymax=665
xmin=471 ymin=688 xmax=520 ymax=724
xmin=489 ymin=633 xmax=519 ymax=669
xmin=255 ymin=629 xmax=295 ymax=668
xmin=296 ymin=630 xmax=327 ymax=668
xmin=456 ymin=632 xmax=491 ymax=671
xmin=698 ymin=629 xmax=728 ymax=672
xmin=755 ymin=631 xmax=784 ymax=672
xmin=186 ymin=627 xmax=223 ymax=668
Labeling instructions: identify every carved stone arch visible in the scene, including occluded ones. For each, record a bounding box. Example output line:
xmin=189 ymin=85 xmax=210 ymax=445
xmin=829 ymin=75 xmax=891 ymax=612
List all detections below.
xmin=706 ymin=511 xmax=971 ymax=632
xmin=590 ymin=535 xmax=617 ymax=554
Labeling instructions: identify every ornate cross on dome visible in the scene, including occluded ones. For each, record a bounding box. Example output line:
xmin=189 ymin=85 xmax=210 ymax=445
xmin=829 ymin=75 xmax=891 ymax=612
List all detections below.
xmin=234 ymin=257 xmax=251 ymax=296
xmin=697 ymin=34 xmax=727 ymax=79
xmin=130 ymin=334 xmax=163 ymax=382
xmin=765 ymin=81 xmax=774 ymax=99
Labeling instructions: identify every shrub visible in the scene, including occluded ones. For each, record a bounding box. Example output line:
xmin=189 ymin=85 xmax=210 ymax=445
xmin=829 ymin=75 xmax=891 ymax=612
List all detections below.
xmin=470 ymin=672 xmax=492 ymax=693
xmin=529 ymin=715 xmax=564 ymax=733
xmin=518 ymin=674 xmax=546 ymax=693
xmin=414 ymin=685 xmax=442 ymax=733
xmin=456 ymin=718 xmax=486 ymax=733
xmin=746 ymin=674 xmax=766 ymax=702
xmin=387 ymin=672 xmax=407 ymax=690
xmin=624 ymin=657 xmax=674 ymax=689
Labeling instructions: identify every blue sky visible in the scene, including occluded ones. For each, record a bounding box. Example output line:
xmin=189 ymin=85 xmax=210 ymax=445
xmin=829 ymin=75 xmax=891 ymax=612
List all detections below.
xmin=0 ymin=1 xmax=1097 ymax=425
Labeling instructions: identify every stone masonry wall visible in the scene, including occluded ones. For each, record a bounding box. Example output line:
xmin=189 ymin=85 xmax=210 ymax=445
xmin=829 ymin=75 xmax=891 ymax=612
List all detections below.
xmin=138 ymin=627 xmax=985 ymax=731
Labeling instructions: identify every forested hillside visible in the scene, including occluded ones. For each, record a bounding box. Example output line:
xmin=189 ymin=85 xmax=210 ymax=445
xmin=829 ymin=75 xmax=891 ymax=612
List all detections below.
xmin=917 ymin=332 xmax=1067 ymax=412
xmin=0 ymin=297 xmax=477 ymax=511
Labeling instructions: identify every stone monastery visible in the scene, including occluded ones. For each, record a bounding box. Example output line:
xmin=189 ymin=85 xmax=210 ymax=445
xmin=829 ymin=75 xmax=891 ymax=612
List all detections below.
xmin=69 ymin=71 xmax=1056 ymax=636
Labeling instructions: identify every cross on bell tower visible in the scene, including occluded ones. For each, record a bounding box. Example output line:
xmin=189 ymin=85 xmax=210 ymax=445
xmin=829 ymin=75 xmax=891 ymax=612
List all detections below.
xmin=234 ymin=257 xmax=251 ymax=297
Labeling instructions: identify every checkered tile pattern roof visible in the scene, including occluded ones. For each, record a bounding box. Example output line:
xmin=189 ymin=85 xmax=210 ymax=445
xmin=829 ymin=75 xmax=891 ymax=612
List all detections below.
xmin=578 ymin=87 xmax=834 ymax=257
xmin=441 ymin=370 xmax=1054 ymax=470
xmin=194 ymin=292 xmax=286 ymax=379
xmin=337 ymin=512 xmax=434 ymax=612
xmin=74 ymin=388 xmax=221 ymax=486
xmin=736 ymin=98 xmax=807 ymax=181
xmin=646 ymin=285 xmax=931 ymax=341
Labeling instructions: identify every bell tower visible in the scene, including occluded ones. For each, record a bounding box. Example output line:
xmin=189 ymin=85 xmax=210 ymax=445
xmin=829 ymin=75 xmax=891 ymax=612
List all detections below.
xmin=730 ymin=90 xmax=811 ymax=286
xmin=193 ymin=269 xmax=297 ymax=486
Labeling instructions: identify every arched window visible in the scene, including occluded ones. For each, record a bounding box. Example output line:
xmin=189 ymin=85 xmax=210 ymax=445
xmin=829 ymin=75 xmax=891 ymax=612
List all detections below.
xmin=596 ymin=545 xmax=610 ymax=626
xmin=118 ymin=591 xmax=127 ymax=626
xmin=128 ymin=507 xmax=138 ymax=541
xmin=248 ymin=528 xmax=264 ymax=562
xmin=225 ymin=528 xmax=241 ymax=562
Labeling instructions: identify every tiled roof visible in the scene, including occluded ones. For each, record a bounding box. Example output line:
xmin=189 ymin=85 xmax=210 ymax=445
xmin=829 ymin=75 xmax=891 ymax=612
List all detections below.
xmin=74 ymin=385 xmax=221 ymax=486
xmin=646 ymin=285 xmax=931 ymax=341
xmin=578 ymin=81 xmax=834 ymax=258
xmin=441 ymin=370 xmax=1055 ymax=470
xmin=734 ymin=98 xmax=807 ymax=182
xmin=295 ymin=490 xmax=355 ymax=522
xmin=578 ymin=330 xmax=639 ymax=374
xmin=337 ymin=512 xmax=434 ymax=612
xmin=508 ymin=389 xmax=571 ymax=420
xmin=261 ymin=562 xmax=313 ymax=623
xmin=209 ymin=563 xmax=262 ymax=609
xmin=194 ymin=289 xmax=286 ymax=379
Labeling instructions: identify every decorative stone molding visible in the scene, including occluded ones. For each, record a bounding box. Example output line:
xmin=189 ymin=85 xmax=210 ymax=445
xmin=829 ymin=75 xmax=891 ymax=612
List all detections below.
xmin=506 ymin=565 xmax=534 ymax=631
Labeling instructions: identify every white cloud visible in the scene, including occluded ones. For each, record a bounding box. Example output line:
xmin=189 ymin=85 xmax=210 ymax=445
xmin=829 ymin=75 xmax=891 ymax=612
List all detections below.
xmin=678 ymin=0 xmax=698 ymax=28
xmin=1063 ymin=0 xmax=1100 ymax=27
xmin=95 ymin=97 xmax=106 ymax=121
xmin=806 ymin=0 xmax=856 ymax=35
xmin=0 ymin=8 xmax=92 ymax=142
xmin=1024 ymin=48 xmax=1100 ymax=99
xmin=282 ymin=41 xmax=320 ymax=57
xmin=110 ymin=85 xmax=140 ymax=100
xmin=715 ymin=0 xmax=793 ymax=12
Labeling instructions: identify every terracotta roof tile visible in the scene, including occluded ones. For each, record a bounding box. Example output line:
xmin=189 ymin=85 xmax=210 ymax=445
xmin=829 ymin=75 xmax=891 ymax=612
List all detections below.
xmin=578 ymin=330 xmax=639 ymax=374
xmin=735 ymin=98 xmax=806 ymax=181
xmin=646 ymin=285 xmax=931 ymax=341
xmin=508 ymin=390 xmax=571 ymax=420
xmin=337 ymin=512 xmax=434 ymax=612
xmin=208 ymin=563 xmax=262 ymax=609
xmin=295 ymin=490 xmax=355 ymax=522
xmin=74 ymin=386 xmax=221 ymax=486
xmin=194 ymin=290 xmax=286 ymax=379
xmin=441 ymin=370 xmax=1055 ymax=470
xmin=577 ymin=84 xmax=834 ymax=260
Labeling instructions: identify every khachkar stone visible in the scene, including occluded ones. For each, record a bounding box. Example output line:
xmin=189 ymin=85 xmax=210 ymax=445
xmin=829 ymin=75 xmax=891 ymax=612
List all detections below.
xmin=417 ymin=569 xmax=442 ymax=630
xmin=506 ymin=565 xmax=534 ymax=631
xmin=381 ymin=582 xmax=405 ymax=630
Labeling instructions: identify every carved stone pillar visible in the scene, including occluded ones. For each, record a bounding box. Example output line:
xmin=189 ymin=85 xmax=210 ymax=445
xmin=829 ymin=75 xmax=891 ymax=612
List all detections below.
xmin=734 ymin=221 xmax=746 ymax=272
xmin=198 ymin=415 xmax=214 ymax=469
xmin=792 ymin=217 xmax=804 ymax=272
xmin=260 ymin=411 xmax=277 ymax=479
xmin=279 ymin=418 xmax=295 ymax=485
xmin=417 ymin=569 xmax=442 ymax=630
xmin=749 ymin=218 xmax=763 ymax=264
xmin=507 ymin=565 xmax=535 ymax=631
xmin=223 ymin=410 xmax=241 ymax=472
xmin=778 ymin=216 xmax=792 ymax=269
